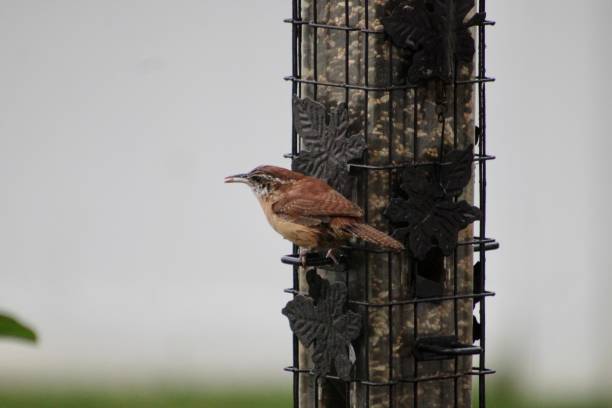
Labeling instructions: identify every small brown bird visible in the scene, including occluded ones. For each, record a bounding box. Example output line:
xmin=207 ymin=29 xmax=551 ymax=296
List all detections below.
xmin=225 ymin=165 xmax=404 ymax=264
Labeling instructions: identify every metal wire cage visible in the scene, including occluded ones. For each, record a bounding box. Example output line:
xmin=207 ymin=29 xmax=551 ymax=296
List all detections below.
xmin=283 ymin=1 xmax=496 ymax=407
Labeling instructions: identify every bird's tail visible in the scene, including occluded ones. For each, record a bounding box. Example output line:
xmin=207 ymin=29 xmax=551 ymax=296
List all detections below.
xmin=343 ymin=222 xmax=404 ymax=252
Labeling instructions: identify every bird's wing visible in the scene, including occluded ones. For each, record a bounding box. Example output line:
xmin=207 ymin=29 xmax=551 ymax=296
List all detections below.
xmin=272 ymin=177 xmax=363 ymax=225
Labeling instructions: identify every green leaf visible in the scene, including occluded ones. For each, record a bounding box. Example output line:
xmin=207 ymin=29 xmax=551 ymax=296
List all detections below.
xmin=0 ymin=313 xmax=37 ymax=342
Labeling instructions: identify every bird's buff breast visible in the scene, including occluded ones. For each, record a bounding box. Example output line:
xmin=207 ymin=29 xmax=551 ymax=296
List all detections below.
xmin=259 ymin=200 xmax=320 ymax=249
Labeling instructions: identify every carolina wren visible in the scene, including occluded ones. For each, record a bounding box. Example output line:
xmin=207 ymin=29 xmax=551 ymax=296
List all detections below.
xmin=225 ymin=165 xmax=404 ymax=264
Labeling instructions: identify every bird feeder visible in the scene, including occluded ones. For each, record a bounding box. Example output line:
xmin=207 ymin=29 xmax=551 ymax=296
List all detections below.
xmin=281 ymin=0 xmax=497 ymax=407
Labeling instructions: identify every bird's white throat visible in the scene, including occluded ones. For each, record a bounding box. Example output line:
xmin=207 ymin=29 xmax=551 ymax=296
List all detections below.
xmin=251 ymin=183 xmax=270 ymax=199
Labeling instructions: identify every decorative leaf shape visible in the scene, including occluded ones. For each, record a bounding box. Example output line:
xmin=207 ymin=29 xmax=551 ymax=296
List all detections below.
xmin=385 ymin=145 xmax=480 ymax=259
xmin=282 ymin=296 xmax=322 ymax=347
xmin=282 ymin=271 xmax=361 ymax=381
xmin=293 ymin=97 xmax=327 ymax=149
xmin=439 ymin=145 xmax=475 ymax=196
xmin=0 ymin=313 xmax=37 ymax=343
xmin=405 ymin=199 xmax=480 ymax=258
xmin=398 ymin=167 xmax=431 ymax=197
xmin=383 ymin=2 xmax=433 ymax=50
xmin=382 ymin=0 xmax=485 ymax=83
xmin=293 ymin=97 xmax=367 ymax=197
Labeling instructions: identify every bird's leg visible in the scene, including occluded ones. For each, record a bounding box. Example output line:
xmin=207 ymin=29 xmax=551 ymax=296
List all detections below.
xmin=325 ymin=248 xmax=340 ymax=265
xmin=299 ymin=247 xmax=309 ymax=268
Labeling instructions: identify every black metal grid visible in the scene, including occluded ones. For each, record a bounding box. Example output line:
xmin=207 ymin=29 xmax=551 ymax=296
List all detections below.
xmin=285 ymin=1 xmax=495 ymax=406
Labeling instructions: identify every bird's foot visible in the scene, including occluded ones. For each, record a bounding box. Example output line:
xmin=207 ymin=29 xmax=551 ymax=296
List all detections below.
xmin=298 ymin=248 xmax=310 ymax=268
xmin=325 ymin=249 xmax=340 ymax=265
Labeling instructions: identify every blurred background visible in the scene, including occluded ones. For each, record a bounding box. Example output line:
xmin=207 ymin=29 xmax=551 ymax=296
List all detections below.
xmin=0 ymin=0 xmax=610 ymax=407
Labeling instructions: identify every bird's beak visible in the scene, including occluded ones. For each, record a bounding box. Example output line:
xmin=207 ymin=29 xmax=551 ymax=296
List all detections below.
xmin=224 ymin=173 xmax=250 ymax=184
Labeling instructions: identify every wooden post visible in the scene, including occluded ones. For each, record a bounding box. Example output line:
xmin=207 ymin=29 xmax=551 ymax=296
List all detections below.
xmin=291 ymin=1 xmax=481 ymax=407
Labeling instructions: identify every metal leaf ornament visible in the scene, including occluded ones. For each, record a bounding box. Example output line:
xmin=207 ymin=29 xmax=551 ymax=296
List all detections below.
xmin=282 ymin=270 xmax=361 ymax=381
xmin=384 ymin=146 xmax=480 ymax=260
xmin=293 ymin=96 xmax=367 ymax=197
xmin=382 ymin=0 xmax=485 ymax=83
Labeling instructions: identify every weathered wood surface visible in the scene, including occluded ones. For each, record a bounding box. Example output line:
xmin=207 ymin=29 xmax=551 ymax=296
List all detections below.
xmin=295 ymin=1 xmax=476 ymax=407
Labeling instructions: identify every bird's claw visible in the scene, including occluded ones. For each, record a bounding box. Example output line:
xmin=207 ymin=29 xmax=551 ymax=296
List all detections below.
xmin=299 ymin=248 xmax=309 ymax=268
xmin=325 ymin=249 xmax=340 ymax=265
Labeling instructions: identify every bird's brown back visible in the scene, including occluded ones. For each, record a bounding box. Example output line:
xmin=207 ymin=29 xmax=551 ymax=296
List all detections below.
xmin=272 ymin=176 xmax=363 ymax=220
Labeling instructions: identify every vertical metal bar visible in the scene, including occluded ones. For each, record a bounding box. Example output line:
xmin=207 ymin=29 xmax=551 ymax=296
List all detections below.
xmin=291 ymin=0 xmax=298 ymax=157
xmin=298 ymin=0 xmax=302 ymax=99
xmin=313 ymin=0 xmax=318 ymax=101
xmin=291 ymin=2 xmax=300 ymax=408
xmin=312 ymin=4 xmax=319 ymax=407
xmin=292 ymin=262 xmax=299 ymax=408
xmin=477 ymin=0 xmax=487 ymax=407
xmin=412 ymin=87 xmax=419 ymax=408
xmin=363 ymin=1 xmax=370 ymax=405
xmin=452 ymin=56 xmax=459 ymax=408
xmin=413 ymin=88 xmax=418 ymax=176
xmin=312 ymin=4 xmax=319 ymax=406
xmin=315 ymin=376 xmax=319 ymax=407
xmin=344 ymin=0 xmax=350 ymax=104
xmin=344 ymin=3 xmax=351 ymax=407
xmin=387 ymin=42 xmax=394 ymax=408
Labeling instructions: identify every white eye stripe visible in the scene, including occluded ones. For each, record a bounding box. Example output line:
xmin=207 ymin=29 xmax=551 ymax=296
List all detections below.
xmin=251 ymin=174 xmax=279 ymax=183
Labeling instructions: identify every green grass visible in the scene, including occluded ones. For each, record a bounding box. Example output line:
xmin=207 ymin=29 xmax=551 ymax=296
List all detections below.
xmin=484 ymin=394 xmax=611 ymax=408
xmin=0 ymin=386 xmax=609 ymax=408
xmin=480 ymin=381 xmax=611 ymax=408
xmin=0 ymin=389 xmax=291 ymax=408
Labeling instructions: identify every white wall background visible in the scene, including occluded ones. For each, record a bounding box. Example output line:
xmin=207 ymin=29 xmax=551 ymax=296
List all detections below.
xmin=0 ymin=0 xmax=610 ymax=397
xmin=487 ymin=0 xmax=612 ymax=396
